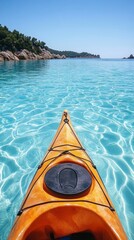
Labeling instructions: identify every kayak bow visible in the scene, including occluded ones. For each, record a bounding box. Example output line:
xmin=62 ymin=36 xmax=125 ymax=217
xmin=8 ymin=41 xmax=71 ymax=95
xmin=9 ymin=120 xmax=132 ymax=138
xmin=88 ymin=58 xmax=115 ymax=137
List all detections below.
xmin=8 ymin=110 xmax=127 ymax=240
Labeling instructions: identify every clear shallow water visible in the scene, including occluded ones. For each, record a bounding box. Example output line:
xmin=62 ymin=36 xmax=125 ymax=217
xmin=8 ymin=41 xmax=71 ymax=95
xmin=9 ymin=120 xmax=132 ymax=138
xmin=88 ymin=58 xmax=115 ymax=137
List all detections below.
xmin=0 ymin=59 xmax=134 ymax=239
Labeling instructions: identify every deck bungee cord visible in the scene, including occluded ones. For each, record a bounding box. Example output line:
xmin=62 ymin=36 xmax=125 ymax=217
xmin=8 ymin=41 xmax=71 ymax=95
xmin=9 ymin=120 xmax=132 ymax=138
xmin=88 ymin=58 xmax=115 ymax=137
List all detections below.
xmin=17 ymin=111 xmax=114 ymax=216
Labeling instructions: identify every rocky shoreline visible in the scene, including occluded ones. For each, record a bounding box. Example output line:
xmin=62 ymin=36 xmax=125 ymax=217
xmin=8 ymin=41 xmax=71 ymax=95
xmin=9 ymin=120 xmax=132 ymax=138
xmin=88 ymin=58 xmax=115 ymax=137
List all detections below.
xmin=0 ymin=49 xmax=66 ymax=62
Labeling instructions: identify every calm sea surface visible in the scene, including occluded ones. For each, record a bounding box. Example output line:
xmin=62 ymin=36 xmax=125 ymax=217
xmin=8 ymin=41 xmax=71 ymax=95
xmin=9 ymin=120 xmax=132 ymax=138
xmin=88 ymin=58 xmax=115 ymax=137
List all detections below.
xmin=0 ymin=59 xmax=134 ymax=239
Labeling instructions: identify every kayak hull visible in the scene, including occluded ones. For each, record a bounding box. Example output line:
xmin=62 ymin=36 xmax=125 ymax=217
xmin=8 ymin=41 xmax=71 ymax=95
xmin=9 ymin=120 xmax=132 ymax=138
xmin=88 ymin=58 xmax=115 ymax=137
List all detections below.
xmin=8 ymin=111 xmax=127 ymax=240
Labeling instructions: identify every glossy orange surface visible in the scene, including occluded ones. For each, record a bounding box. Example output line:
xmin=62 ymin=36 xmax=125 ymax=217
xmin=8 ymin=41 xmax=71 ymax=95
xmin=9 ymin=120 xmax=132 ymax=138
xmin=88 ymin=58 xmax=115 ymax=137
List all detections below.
xmin=8 ymin=111 xmax=127 ymax=240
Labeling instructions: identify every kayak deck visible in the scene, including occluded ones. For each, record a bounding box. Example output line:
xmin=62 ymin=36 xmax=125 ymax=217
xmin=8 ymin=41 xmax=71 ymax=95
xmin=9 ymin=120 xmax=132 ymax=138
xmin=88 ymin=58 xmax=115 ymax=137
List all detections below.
xmin=8 ymin=111 xmax=127 ymax=240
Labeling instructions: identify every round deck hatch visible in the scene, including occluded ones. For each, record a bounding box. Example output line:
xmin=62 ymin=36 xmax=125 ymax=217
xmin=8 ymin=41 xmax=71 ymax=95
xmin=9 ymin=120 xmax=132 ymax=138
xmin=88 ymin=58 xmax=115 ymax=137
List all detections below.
xmin=44 ymin=163 xmax=92 ymax=195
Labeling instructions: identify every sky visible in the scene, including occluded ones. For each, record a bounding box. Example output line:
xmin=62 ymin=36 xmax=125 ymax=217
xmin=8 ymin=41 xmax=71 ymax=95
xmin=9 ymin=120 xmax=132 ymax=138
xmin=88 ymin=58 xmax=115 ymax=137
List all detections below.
xmin=0 ymin=0 xmax=134 ymax=58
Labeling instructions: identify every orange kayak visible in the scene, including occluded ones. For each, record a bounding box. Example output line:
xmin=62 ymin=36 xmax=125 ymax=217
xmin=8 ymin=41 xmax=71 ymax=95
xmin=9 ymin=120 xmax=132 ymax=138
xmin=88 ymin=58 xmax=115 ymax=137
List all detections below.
xmin=8 ymin=110 xmax=127 ymax=240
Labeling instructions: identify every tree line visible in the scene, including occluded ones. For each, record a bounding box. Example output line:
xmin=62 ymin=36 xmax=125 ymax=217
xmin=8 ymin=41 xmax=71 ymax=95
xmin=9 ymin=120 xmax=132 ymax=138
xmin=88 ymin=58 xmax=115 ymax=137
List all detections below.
xmin=0 ymin=24 xmax=46 ymax=53
xmin=47 ymin=47 xmax=100 ymax=58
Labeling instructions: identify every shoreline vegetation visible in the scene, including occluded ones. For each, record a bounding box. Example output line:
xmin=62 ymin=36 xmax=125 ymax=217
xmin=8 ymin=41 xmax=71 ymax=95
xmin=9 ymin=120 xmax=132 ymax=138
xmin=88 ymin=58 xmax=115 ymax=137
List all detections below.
xmin=0 ymin=24 xmax=100 ymax=62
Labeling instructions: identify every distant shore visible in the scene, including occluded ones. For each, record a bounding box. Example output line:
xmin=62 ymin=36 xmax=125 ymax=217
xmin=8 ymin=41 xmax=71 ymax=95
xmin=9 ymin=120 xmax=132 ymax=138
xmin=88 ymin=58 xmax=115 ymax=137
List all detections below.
xmin=0 ymin=49 xmax=101 ymax=62
xmin=1 ymin=51 xmax=134 ymax=62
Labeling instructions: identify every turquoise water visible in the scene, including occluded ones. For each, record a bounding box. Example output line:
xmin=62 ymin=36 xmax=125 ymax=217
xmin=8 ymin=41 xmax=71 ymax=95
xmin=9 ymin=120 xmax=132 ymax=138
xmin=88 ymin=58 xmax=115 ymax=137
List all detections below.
xmin=0 ymin=59 xmax=134 ymax=239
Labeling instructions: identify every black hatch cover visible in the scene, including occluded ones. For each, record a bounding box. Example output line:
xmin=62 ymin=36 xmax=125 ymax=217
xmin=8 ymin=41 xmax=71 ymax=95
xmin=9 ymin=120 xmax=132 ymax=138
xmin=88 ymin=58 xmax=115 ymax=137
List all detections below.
xmin=44 ymin=163 xmax=92 ymax=195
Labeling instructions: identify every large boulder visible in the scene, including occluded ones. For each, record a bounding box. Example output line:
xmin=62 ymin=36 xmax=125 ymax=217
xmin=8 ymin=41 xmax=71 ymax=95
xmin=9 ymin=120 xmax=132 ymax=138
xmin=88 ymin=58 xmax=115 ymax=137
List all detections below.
xmin=39 ymin=49 xmax=66 ymax=59
xmin=17 ymin=49 xmax=29 ymax=60
xmin=52 ymin=53 xmax=66 ymax=59
xmin=0 ymin=55 xmax=4 ymax=61
xmin=6 ymin=51 xmax=19 ymax=60
xmin=0 ymin=51 xmax=19 ymax=61
xmin=39 ymin=50 xmax=53 ymax=59
xmin=17 ymin=49 xmax=40 ymax=60
xmin=0 ymin=51 xmax=11 ymax=60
